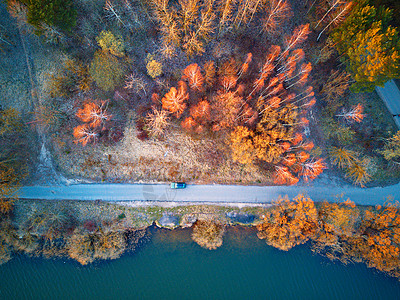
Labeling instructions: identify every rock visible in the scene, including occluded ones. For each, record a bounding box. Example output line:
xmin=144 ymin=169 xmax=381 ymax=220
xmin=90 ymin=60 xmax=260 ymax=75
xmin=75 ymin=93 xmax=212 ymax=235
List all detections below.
xmin=158 ymin=213 xmax=179 ymax=228
xmin=226 ymin=212 xmax=256 ymax=224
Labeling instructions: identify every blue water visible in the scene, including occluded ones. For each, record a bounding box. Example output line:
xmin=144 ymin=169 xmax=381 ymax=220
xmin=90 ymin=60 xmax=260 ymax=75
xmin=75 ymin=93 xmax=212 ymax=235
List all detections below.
xmin=1 ymin=227 xmax=399 ymax=300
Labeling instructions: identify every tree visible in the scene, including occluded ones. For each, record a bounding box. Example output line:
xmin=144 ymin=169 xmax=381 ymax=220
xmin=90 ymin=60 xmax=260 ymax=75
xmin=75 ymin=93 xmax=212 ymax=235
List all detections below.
xmin=320 ymin=70 xmax=351 ymax=102
xmin=299 ymin=158 xmax=327 ymax=182
xmin=212 ymin=90 xmax=243 ymax=130
xmin=0 ymin=164 xmax=19 ymax=215
xmin=146 ymin=54 xmax=163 ymax=79
xmin=279 ymin=24 xmax=310 ymax=61
xmin=66 ymin=229 xmax=97 ymax=265
xmin=217 ymin=0 xmax=236 ymax=35
xmin=181 ymin=116 xmax=197 ymax=131
xmin=162 ymin=81 xmax=189 ymax=117
xmin=345 ymin=161 xmax=371 ymax=187
xmin=263 ymin=0 xmax=292 ymax=35
xmin=145 ymin=107 xmax=170 ymax=137
xmin=124 ymin=73 xmax=147 ymax=95
xmin=73 ymin=124 xmax=98 ymax=146
xmin=336 ymin=103 xmax=365 ymax=123
xmin=190 ymin=100 xmax=210 ymax=123
xmin=183 ymin=63 xmax=204 ymax=91
xmin=274 ymin=165 xmax=299 ymax=185
xmin=329 ymin=147 xmax=358 ymax=169
xmin=89 ymin=50 xmax=125 ymax=91
xmin=312 ymin=199 xmax=359 ymax=253
xmin=357 ymin=203 xmax=400 ymax=276
xmin=256 ymin=195 xmax=318 ymax=251
xmin=315 ymin=0 xmax=353 ymax=41
xmin=230 ymin=126 xmax=255 ymax=164
xmin=191 ymin=219 xmax=225 ymax=250
xmin=96 ymin=30 xmax=125 ymax=57
xmin=331 ymin=1 xmax=400 ymax=92
xmin=18 ymin=0 xmax=77 ymax=34
xmin=47 ymin=58 xmax=91 ymax=98
xmin=76 ymin=101 xmax=112 ymax=129
xmin=203 ymin=60 xmax=216 ymax=87
xmin=379 ymin=131 xmax=400 ymax=164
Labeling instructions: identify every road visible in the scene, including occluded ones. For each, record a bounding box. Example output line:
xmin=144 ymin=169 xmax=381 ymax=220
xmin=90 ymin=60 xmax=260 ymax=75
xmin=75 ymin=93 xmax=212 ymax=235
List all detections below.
xmin=19 ymin=182 xmax=400 ymax=206
xmin=375 ymin=80 xmax=400 ymax=129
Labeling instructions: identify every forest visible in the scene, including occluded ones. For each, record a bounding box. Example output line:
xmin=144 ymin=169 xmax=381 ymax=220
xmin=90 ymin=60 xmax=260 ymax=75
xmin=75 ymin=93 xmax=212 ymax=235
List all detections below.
xmin=0 ymin=0 xmax=400 ymax=194
xmin=1 ymin=0 xmax=400 ymax=282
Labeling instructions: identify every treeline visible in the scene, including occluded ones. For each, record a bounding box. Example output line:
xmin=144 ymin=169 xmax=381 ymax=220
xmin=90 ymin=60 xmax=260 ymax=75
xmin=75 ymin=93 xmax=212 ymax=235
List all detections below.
xmin=256 ymin=195 xmax=400 ymax=279
xmin=1 ymin=196 xmax=400 ymax=280
xmin=0 ymin=203 xmax=147 ymax=265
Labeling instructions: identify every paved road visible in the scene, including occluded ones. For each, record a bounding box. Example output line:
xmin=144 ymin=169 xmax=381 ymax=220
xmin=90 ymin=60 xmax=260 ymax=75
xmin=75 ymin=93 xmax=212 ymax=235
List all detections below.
xmin=375 ymin=80 xmax=400 ymax=129
xmin=20 ymin=183 xmax=400 ymax=206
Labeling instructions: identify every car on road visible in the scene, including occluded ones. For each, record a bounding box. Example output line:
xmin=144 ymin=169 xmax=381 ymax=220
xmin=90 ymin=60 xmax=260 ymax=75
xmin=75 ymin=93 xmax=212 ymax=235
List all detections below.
xmin=170 ymin=182 xmax=186 ymax=189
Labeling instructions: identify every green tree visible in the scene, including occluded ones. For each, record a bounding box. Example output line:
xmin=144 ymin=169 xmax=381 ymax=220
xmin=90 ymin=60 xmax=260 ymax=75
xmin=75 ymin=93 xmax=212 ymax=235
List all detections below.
xmin=331 ymin=1 xmax=400 ymax=92
xmin=17 ymin=0 xmax=77 ymax=34
xmin=89 ymin=50 xmax=125 ymax=92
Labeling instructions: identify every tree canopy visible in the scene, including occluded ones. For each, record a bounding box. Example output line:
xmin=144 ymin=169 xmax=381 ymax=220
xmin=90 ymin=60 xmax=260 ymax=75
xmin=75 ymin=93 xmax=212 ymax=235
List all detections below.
xmin=18 ymin=0 xmax=77 ymax=33
xmin=331 ymin=0 xmax=400 ymax=92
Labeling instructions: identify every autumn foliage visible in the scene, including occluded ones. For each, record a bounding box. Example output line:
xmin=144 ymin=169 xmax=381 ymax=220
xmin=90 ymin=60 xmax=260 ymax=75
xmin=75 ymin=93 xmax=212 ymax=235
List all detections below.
xmin=154 ymin=23 xmax=323 ymax=184
xmin=183 ymin=64 xmax=204 ymax=91
xmin=73 ymin=124 xmax=98 ymax=146
xmin=257 ymin=195 xmax=318 ymax=251
xmin=257 ymin=196 xmax=400 ymax=279
xmin=73 ymin=100 xmax=112 ymax=146
xmin=76 ymin=101 xmax=112 ymax=129
xmin=162 ymin=81 xmax=189 ymax=118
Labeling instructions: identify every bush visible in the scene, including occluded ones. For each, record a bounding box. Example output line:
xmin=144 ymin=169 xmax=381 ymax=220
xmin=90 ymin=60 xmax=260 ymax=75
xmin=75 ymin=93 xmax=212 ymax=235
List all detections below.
xmin=89 ymin=50 xmax=125 ymax=91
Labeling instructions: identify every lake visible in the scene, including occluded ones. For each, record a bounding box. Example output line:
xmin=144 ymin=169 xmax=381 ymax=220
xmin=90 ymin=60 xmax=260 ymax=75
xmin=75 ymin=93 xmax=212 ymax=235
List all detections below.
xmin=1 ymin=226 xmax=399 ymax=299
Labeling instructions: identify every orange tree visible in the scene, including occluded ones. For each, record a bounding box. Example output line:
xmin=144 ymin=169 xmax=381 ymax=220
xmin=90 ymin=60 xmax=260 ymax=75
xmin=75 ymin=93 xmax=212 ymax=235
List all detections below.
xmin=256 ymin=195 xmax=318 ymax=251
xmin=354 ymin=202 xmax=400 ymax=277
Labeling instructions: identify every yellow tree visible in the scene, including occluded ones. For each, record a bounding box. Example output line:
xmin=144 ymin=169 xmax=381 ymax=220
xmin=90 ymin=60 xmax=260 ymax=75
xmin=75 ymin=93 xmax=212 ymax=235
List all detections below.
xmin=332 ymin=2 xmax=400 ymax=92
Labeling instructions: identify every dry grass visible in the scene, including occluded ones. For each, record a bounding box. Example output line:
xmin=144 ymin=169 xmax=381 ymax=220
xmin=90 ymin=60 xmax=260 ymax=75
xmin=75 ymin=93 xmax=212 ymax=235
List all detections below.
xmin=54 ymin=113 xmax=271 ymax=184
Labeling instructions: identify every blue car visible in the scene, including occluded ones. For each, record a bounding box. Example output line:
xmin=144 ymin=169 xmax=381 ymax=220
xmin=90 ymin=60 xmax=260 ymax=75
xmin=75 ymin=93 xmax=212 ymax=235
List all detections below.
xmin=170 ymin=182 xmax=186 ymax=189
